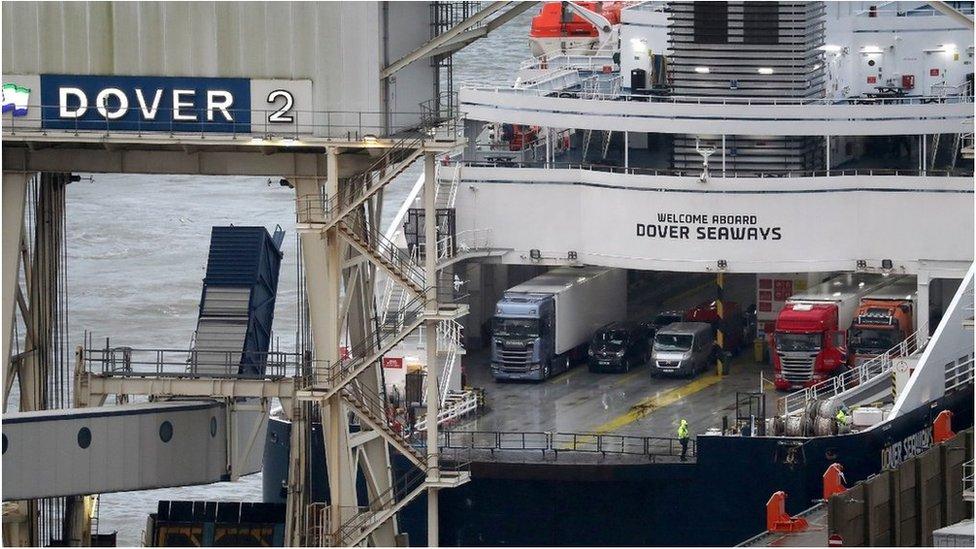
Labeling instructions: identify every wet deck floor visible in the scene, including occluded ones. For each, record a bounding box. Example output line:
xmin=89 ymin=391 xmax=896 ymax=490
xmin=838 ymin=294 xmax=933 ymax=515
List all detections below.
xmin=461 ymin=349 xmax=774 ymax=439
xmin=456 ymin=274 xmax=777 ymax=440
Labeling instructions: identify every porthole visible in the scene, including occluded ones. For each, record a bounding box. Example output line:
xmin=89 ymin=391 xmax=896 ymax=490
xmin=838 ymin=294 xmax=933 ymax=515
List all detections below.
xmin=210 ymin=417 xmax=218 ymax=438
xmin=159 ymin=421 xmax=174 ymax=443
xmin=77 ymin=427 xmax=92 ymax=449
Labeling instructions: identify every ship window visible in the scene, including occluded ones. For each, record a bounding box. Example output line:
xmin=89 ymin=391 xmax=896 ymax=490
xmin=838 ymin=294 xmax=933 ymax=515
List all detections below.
xmin=159 ymin=420 xmax=174 ymax=443
xmin=77 ymin=427 xmax=92 ymax=449
xmin=743 ymin=2 xmax=779 ymax=45
xmin=210 ymin=416 xmax=218 ymax=438
xmin=693 ymin=1 xmax=728 ymax=44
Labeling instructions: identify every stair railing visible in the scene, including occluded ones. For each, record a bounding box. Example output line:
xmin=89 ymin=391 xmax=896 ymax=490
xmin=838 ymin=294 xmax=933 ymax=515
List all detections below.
xmin=779 ymin=325 xmax=928 ymax=415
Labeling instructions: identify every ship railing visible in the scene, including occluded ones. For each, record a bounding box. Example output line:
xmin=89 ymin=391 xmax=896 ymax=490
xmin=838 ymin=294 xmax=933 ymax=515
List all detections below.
xmin=429 ymin=430 xmax=695 ymax=460
xmin=779 ymin=326 xmax=927 ymax=416
xmin=463 ymin=84 xmax=976 ymax=106
xmin=457 ymin=159 xmax=973 ymax=179
xmin=434 ymin=228 xmax=495 ymax=262
xmin=81 ymin=344 xmax=316 ymax=380
xmin=2 ymin=104 xmax=464 ymax=142
xmin=944 ymin=356 xmax=974 ymax=392
xmin=855 ymin=4 xmax=975 ymax=17
xmin=518 ymin=51 xmax=617 ymax=73
xmin=963 ymin=459 xmax=974 ymax=502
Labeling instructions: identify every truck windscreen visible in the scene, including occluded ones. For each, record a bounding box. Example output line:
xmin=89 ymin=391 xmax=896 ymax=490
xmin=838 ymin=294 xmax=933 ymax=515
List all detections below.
xmin=850 ymin=327 xmax=900 ymax=352
xmin=654 ymin=333 xmax=693 ymax=351
xmin=494 ymin=318 xmax=540 ymax=338
xmin=775 ymin=332 xmax=822 ymax=352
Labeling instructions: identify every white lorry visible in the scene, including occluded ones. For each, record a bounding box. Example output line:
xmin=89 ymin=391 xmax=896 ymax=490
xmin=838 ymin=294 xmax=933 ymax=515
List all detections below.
xmin=490 ymin=266 xmax=627 ymax=381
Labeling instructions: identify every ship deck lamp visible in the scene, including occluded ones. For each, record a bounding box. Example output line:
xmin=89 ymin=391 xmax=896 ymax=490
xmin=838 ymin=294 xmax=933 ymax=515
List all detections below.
xmin=530 ymin=249 xmax=542 ymax=260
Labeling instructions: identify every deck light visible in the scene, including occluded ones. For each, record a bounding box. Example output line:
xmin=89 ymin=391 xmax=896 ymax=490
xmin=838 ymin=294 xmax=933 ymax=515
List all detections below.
xmin=567 ymin=251 xmax=578 ymax=260
xmin=856 ymin=260 xmax=867 ymax=270
xmin=860 ymin=45 xmax=883 ymax=54
xmin=694 ymin=66 xmax=710 ymax=74
xmin=758 ymin=68 xmax=774 ymax=75
xmin=363 ymin=133 xmax=378 ymax=144
xmin=820 ymin=45 xmax=843 ymax=53
xmin=530 ymin=249 xmax=541 ymax=260
xmin=881 ymin=259 xmax=893 ymax=270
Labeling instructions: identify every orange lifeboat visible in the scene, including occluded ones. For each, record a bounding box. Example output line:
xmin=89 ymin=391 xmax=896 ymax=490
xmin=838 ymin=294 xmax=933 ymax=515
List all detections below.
xmin=529 ymin=2 xmax=624 ymax=57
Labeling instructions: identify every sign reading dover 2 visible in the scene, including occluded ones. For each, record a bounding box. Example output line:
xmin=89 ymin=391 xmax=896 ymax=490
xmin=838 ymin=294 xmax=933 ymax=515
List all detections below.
xmin=34 ymin=74 xmax=311 ymax=133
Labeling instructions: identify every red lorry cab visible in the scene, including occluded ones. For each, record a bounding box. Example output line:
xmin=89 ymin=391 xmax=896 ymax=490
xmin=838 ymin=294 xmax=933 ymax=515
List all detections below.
xmin=685 ymin=300 xmax=746 ymax=351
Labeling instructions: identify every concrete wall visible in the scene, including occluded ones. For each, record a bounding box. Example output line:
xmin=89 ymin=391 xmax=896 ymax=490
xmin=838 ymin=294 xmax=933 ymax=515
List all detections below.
xmin=828 ymin=427 xmax=973 ymax=546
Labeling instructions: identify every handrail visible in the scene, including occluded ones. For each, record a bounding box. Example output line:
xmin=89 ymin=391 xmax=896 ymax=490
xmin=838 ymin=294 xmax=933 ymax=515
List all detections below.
xmin=2 ymin=104 xmax=462 ymax=140
xmin=458 ymin=159 xmax=974 ymax=179
xmin=295 ymin=137 xmax=424 ymax=227
xmin=330 ymin=450 xmax=469 ymax=546
xmin=462 ymin=84 xmax=976 ymax=106
xmin=82 ymin=344 xmax=316 ymax=380
xmin=945 ymin=357 xmax=974 ymax=392
xmin=300 ymin=292 xmax=427 ymax=390
xmin=429 ymin=429 xmax=697 ymax=459
xmin=779 ymin=326 xmax=928 ymax=415
xmin=337 ymin=213 xmax=428 ymax=290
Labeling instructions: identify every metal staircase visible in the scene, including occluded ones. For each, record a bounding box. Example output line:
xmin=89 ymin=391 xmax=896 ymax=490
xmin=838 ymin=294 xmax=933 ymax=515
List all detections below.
xmin=341 ymin=379 xmax=426 ymax=466
xmin=336 ymin=213 xmax=427 ymax=297
xmin=313 ymin=453 xmax=469 ymax=547
xmin=296 ymin=137 xmax=424 ymax=232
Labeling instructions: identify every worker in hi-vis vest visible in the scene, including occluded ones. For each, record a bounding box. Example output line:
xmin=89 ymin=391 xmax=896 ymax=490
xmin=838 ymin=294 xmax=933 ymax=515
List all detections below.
xmin=835 ymin=407 xmax=851 ymax=432
xmin=677 ymin=419 xmax=690 ymax=462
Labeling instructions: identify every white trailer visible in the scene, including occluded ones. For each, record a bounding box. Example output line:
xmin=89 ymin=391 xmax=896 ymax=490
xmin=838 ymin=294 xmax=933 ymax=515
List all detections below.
xmin=493 ymin=267 xmax=626 ymax=380
xmin=505 ymin=266 xmax=627 ymax=354
xmin=786 ymin=273 xmax=900 ymax=330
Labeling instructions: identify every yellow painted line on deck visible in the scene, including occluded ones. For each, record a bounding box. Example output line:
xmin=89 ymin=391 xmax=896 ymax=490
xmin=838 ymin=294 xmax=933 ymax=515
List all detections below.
xmin=557 ymin=373 xmax=725 ymax=449
xmin=593 ymin=373 xmax=724 ymax=434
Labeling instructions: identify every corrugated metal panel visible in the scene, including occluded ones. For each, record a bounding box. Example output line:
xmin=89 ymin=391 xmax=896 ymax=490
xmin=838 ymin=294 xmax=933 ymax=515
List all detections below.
xmin=1 ymin=1 xmax=436 ymax=124
xmin=200 ymin=287 xmax=251 ymax=317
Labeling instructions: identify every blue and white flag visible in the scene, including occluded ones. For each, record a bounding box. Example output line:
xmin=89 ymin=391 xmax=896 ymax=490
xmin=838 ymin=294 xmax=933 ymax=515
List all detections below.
xmin=2 ymin=83 xmax=30 ymax=116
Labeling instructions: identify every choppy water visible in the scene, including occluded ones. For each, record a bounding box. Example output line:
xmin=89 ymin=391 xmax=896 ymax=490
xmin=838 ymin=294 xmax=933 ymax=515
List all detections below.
xmin=47 ymin=13 xmax=533 ymax=546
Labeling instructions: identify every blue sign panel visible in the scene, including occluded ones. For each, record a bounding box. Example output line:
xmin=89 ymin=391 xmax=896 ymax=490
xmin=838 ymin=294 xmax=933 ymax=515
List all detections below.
xmin=40 ymin=74 xmax=251 ymax=133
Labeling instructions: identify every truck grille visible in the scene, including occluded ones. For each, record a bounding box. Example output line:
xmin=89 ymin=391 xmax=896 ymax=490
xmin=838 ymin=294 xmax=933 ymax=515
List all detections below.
xmin=778 ymin=351 xmax=817 ymax=383
xmin=656 ymin=360 xmax=680 ymax=370
xmin=497 ymin=341 xmax=533 ymax=369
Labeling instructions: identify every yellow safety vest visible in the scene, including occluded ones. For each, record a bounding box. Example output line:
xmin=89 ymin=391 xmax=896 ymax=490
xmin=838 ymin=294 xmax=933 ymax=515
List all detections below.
xmin=836 ymin=410 xmax=848 ymax=424
xmin=677 ymin=424 xmax=689 ymax=439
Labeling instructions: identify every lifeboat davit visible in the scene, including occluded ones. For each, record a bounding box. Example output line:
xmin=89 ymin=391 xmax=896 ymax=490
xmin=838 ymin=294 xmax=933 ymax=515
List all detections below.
xmin=529 ymin=1 xmax=623 ymax=57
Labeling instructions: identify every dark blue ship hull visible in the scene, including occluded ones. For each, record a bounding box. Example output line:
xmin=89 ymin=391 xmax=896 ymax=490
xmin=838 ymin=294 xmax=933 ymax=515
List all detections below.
xmin=263 ymin=385 xmax=973 ymax=546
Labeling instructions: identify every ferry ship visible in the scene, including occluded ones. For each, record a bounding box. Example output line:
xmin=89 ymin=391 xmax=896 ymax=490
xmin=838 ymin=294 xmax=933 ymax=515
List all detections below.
xmin=257 ymin=1 xmax=975 ymax=546
xmin=0 ymin=1 xmax=972 ymax=547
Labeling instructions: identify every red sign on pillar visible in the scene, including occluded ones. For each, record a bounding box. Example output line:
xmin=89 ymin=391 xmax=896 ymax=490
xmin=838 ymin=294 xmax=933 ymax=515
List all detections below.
xmin=929 ymin=68 xmax=940 ymax=76
xmin=828 ymin=533 xmax=844 ymax=546
xmin=382 ymin=357 xmax=404 ymax=369
xmin=339 ymin=346 xmax=349 ymax=360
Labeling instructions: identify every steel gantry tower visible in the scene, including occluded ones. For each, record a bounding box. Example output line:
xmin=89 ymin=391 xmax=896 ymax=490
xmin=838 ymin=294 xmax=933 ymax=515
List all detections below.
xmin=292 ymin=130 xmax=469 ymax=546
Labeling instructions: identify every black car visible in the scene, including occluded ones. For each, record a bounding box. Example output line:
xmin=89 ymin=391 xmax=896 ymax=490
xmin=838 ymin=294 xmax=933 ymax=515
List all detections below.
xmin=651 ymin=310 xmax=686 ymax=332
xmin=588 ymin=322 xmax=652 ymax=373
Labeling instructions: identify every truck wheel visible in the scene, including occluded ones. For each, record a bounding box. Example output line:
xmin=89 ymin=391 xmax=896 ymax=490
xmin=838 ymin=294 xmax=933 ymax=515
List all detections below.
xmin=543 ymin=361 xmax=551 ymax=379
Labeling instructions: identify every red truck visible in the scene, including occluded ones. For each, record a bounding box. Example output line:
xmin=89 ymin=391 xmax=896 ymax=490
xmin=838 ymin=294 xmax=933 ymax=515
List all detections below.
xmin=685 ymin=300 xmax=747 ymax=353
xmin=770 ymin=273 xmax=900 ymax=390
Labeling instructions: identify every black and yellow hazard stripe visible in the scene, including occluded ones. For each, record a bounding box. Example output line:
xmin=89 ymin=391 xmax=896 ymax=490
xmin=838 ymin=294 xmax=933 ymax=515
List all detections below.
xmin=716 ymin=272 xmax=725 ymax=376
